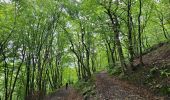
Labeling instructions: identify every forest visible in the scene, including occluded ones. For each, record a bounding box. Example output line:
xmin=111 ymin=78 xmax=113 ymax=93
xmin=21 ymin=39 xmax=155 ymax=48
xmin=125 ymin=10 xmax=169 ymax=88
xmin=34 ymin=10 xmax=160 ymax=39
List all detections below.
xmin=0 ymin=0 xmax=170 ymax=100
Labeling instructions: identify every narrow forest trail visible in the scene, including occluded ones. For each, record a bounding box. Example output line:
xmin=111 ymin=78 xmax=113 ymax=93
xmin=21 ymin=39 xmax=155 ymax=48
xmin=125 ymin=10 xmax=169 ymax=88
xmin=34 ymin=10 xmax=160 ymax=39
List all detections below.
xmin=93 ymin=71 xmax=164 ymax=100
xmin=45 ymin=71 xmax=166 ymax=100
xmin=44 ymin=87 xmax=83 ymax=100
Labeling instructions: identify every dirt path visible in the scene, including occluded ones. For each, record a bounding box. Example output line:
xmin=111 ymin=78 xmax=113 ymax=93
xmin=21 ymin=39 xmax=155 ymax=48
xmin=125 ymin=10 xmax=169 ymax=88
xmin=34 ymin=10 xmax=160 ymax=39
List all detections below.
xmin=93 ymin=71 xmax=164 ymax=100
xmin=44 ymin=87 xmax=82 ymax=100
xmin=45 ymin=71 xmax=165 ymax=100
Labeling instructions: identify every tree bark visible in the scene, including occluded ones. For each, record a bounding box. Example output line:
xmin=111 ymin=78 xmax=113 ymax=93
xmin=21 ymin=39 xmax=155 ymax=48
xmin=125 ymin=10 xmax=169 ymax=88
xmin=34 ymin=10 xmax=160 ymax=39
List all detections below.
xmin=138 ymin=0 xmax=144 ymax=65
xmin=127 ymin=0 xmax=134 ymax=70
xmin=107 ymin=10 xmax=127 ymax=73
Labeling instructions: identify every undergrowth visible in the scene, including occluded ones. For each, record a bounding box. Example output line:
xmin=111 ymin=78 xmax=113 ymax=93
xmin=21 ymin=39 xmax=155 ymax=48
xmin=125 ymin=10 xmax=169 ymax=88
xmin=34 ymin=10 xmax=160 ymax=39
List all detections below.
xmin=107 ymin=64 xmax=122 ymax=76
xmin=126 ymin=64 xmax=170 ymax=96
xmin=73 ymin=75 xmax=96 ymax=100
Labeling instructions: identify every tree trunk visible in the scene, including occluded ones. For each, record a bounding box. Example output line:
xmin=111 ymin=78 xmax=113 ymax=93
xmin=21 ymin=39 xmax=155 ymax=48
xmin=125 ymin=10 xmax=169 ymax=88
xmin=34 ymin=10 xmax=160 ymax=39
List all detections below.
xmin=138 ymin=0 xmax=144 ymax=66
xmin=127 ymin=0 xmax=134 ymax=70
xmin=107 ymin=10 xmax=127 ymax=73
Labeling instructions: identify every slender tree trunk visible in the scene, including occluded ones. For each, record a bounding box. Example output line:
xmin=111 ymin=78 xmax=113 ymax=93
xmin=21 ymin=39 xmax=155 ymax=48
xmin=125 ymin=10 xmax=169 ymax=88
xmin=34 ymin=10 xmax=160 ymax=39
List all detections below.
xmin=127 ymin=0 xmax=134 ymax=70
xmin=77 ymin=60 xmax=81 ymax=80
xmin=25 ymin=53 xmax=31 ymax=100
xmin=138 ymin=0 xmax=144 ymax=65
xmin=105 ymin=38 xmax=115 ymax=67
xmin=107 ymin=10 xmax=127 ymax=73
xmin=2 ymin=50 xmax=9 ymax=100
xmin=159 ymin=14 xmax=169 ymax=40
xmin=30 ymin=53 xmax=36 ymax=93
xmin=10 ymin=46 xmax=25 ymax=100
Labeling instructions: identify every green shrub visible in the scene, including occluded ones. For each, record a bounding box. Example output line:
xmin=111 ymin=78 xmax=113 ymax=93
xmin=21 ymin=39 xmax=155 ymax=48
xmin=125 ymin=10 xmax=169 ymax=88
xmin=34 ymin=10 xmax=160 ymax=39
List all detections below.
xmin=107 ymin=66 xmax=122 ymax=76
xmin=74 ymin=77 xmax=96 ymax=99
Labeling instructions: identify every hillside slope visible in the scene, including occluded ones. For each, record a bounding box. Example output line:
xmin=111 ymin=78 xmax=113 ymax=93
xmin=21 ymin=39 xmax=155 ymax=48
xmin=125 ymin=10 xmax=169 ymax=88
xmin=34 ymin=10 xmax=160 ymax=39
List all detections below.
xmin=134 ymin=42 xmax=170 ymax=66
xmin=128 ymin=42 xmax=170 ymax=98
xmin=92 ymin=71 xmax=164 ymax=100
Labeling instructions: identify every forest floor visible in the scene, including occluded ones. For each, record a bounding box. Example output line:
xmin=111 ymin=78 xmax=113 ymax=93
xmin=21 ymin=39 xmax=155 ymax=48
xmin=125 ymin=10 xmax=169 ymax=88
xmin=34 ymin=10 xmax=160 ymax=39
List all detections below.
xmin=44 ymin=86 xmax=83 ymax=100
xmin=45 ymin=42 xmax=170 ymax=100
xmin=90 ymin=71 xmax=165 ymax=100
xmin=133 ymin=42 xmax=170 ymax=66
xmin=125 ymin=42 xmax=170 ymax=99
xmin=45 ymin=71 xmax=165 ymax=100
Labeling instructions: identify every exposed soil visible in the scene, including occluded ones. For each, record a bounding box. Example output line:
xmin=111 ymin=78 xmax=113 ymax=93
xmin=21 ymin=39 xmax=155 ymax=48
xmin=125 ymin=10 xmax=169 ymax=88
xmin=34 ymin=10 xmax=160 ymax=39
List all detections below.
xmin=134 ymin=43 xmax=170 ymax=66
xmin=92 ymin=71 xmax=165 ymax=100
xmin=44 ymin=87 xmax=83 ymax=100
xmin=129 ymin=42 xmax=170 ymax=99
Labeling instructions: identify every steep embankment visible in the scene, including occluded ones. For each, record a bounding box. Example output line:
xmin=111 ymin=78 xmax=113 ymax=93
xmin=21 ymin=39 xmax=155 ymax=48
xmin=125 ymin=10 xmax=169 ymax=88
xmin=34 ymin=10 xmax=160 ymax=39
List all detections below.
xmin=129 ymin=42 xmax=170 ymax=98
xmin=134 ymin=42 xmax=170 ymax=66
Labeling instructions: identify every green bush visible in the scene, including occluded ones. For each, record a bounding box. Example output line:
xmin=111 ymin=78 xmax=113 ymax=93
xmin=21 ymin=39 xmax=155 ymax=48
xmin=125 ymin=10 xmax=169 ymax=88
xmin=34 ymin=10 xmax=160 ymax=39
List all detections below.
xmin=74 ymin=77 xmax=96 ymax=99
xmin=107 ymin=66 xmax=122 ymax=76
